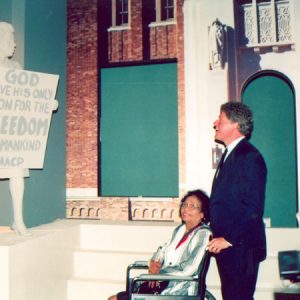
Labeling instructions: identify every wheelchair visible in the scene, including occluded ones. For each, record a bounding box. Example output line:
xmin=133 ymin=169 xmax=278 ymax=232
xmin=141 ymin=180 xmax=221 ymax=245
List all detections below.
xmin=125 ymin=250 xmax=216 ymax=300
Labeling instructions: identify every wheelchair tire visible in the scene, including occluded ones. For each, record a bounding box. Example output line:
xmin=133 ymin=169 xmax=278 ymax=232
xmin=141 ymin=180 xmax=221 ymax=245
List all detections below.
xmin=205 ymin=290 xmax=216 ymax=300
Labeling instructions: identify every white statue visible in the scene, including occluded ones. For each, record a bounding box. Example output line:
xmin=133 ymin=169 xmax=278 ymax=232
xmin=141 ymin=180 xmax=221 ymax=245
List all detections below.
xmin=208 ymin=18 xmax=225 ymax=70
xmin=0 ymin=22 xmax=30 ymax=235
xmin=0 ymin=22 xmax=58 ymax=235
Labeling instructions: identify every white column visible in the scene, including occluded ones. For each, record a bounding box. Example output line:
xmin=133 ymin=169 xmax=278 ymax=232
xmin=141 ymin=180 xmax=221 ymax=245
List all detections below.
xmin=183 ymin=0 xmax=229 ymax=194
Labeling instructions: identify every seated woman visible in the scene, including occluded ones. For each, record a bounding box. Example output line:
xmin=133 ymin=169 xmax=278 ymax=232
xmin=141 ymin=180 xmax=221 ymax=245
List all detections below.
xmin=108 ymin=189 xmax=212 ymax=300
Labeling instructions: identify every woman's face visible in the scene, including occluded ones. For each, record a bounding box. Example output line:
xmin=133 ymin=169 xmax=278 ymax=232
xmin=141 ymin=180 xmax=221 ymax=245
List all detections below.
xmin=180 ymin=195 xmax=204 ymax=227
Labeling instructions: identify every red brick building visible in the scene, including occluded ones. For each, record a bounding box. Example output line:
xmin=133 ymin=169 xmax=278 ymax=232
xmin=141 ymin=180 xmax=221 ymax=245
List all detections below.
xmin=66 ymin=0 xmax=185 ymax=221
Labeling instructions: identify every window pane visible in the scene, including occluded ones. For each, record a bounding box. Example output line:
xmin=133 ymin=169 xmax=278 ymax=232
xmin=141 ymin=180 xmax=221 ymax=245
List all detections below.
xmin=116 ymin=0 xmax=128 ymax=25
xmin=161 ymin=0 xmax=174 ymax=21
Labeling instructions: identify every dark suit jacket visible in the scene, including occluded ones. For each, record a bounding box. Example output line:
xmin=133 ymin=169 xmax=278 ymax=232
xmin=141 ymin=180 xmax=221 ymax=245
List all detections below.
xmin=210 ymin=138 xmax=267 ymax=263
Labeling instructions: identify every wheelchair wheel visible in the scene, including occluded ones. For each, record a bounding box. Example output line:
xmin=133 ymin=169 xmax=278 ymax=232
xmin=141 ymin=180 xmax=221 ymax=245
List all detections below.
xmin=205 ymin=290 xmax=216 ymax=300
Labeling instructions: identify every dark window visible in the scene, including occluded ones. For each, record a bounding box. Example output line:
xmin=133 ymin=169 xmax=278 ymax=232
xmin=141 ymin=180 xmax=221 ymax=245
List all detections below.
xmin=161 ymin=0 xmax=174 ymax=21
xmin=116 ymin=0 xmax=128 ymax=25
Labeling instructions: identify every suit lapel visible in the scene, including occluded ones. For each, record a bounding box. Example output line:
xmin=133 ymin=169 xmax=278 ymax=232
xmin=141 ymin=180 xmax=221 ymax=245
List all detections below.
xmin=211 ymin=139 xmax=246 ymax=193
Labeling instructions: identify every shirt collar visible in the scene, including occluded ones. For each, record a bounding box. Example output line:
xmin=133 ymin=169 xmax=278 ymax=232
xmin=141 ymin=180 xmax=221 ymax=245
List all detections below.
xmin=225 ymin=136 xmax=245 ymax=160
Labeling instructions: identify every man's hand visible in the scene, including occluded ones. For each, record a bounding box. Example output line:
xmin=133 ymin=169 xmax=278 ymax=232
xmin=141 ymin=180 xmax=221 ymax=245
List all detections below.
xmin=208 ymin=237 xmax=232 ymax=254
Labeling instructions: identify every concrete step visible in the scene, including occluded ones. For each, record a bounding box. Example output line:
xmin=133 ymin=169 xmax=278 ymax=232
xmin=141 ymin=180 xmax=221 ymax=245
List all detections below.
xmin=266 ymin=228 xmax=300 ymax=253
xmin=68 ymin=277 xmax=124 ymax=300
xmin=73 ymin=249 xmax=150 ymax=280
xmin=68 ymin=223 xmax=300 ymax=300
xmin=206 ymin=253 xmax=284 ymax=300
xmin=79 ymin=222 xmax=176 ymax=251
xmin=208 ymin=284 xmax=275 ymax=300
xmin=258 ymin=255 xmax=282 ymax=287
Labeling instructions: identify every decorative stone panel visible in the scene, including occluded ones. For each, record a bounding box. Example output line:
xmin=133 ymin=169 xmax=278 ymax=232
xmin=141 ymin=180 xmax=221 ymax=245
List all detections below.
xmin=66 ymin=197 xmax=181 ymax=222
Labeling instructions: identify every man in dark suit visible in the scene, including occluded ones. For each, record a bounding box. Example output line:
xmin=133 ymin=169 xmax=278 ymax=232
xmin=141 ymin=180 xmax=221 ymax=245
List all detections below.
xmin=208 ymin=102 xmax=267 ymax=300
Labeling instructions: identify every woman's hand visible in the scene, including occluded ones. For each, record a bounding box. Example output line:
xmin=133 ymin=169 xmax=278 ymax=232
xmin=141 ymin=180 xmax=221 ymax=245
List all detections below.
xmin=148 ymin=259 xmax=162 ymax=289
xmin=149 ymin=259 xmax=162 ymax=274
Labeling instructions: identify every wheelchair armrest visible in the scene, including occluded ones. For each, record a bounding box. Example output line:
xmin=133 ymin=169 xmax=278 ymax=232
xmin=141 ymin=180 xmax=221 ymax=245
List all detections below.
xmin=132 ymin=261 xmax=149 ymax=267
xmin=127 ymin=261 xmax=149 ymax=273
xmin=126 ymin=261 xmax=149 ymax=293
xmin=133 ymin=273 xmax=196 ymax=282
xmin=130 ymin=274 xmax=197 ymax=295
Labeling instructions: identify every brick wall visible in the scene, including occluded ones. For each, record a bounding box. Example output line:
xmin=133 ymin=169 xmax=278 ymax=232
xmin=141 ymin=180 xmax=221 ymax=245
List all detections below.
xmin=150 ymin=24 xmax=177 ymax=59
xmin=67 ymin=0 xmax=99 ymax=188
xmin=108 ymin=0 xmax=143 ymax=62
xmin=66 ymin=0 xmax=185 ymax=221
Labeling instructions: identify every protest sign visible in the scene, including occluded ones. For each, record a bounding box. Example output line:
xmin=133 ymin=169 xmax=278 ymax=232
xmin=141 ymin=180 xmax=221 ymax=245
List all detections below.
xmin=0 ymin=67 xmax=59 ymax=169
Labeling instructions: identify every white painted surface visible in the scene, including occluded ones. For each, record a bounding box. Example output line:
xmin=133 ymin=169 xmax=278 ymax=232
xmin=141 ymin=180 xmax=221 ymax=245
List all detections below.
xmin=0 ymin=220 xmax=298 ymax=300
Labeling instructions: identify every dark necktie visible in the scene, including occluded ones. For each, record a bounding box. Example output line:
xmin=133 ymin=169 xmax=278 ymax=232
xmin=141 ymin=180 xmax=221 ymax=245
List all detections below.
xmin=216 ymin=148 xmax=228 ymax=177
xmin=212 ymin=148 xmax=228 ymax=192
xmin=218 ymin=148 xmax=228 ymax=169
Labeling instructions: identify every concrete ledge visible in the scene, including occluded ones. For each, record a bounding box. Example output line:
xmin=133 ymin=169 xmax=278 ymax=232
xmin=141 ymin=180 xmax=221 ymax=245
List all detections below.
xmin=0 ymin=219 xmax=81 ymax=300
xmin=0 ymin=220 xmax=299 ymax=300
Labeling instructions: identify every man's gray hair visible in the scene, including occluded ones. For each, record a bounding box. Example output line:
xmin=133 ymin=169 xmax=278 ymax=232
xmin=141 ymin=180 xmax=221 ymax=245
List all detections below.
xmin=221 ymin=102 xmax=253 ymax=137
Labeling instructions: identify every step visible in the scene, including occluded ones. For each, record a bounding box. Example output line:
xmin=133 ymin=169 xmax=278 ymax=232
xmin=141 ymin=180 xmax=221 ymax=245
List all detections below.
xmin=266 ymin=228 xmax=300 ymax=253
xmin=206 ymin=254 xmax=283 ymax=300
xmin=258 ymin=254 xmax=282 ymax=286
xmin=69 ymin=222 xmax=300 ymax=300
xmin=208 ymin=284 xmax=276 ymax=300
xmin=73 ymin=249 xmax=150 ymax=280
xmin=68 ymin=277 xmax=124 ymax=300
xmin=79 ymin=222 xmax=176 ymax=251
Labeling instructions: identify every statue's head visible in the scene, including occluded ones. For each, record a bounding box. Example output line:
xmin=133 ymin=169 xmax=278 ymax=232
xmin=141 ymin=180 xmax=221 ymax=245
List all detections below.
xmin=0 ymin=22 xmax=16 ymax=59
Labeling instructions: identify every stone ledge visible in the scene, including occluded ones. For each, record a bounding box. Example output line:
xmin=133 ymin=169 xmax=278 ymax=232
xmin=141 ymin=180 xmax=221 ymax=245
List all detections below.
xmin=66 ymin=197 xmax=180 ymax=222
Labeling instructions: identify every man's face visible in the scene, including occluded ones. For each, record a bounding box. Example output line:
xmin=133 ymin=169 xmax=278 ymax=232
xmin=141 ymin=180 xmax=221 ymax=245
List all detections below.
xmin=213 ymin=111 xmax=238 ymax=146
xmin=0 ymin=32 xmax=16 ymax=58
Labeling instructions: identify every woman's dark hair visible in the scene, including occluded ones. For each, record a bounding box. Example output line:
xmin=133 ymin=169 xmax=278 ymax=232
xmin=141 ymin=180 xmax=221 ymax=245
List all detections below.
xmin=179 ymin=189 xmax=210 ymax=224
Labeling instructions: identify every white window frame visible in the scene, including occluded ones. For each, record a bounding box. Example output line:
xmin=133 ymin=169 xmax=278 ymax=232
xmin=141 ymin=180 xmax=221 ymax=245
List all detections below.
xmin=109 ymin=0 xmax=131 ymax=31
xmin=149 ymin=0 xmax=176 ymax=27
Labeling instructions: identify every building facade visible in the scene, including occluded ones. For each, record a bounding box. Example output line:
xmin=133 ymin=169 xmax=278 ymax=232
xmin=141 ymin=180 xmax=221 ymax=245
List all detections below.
xmin=67 ymin=0 xmax=299 ymax=227
xmin=67 ymin=0 xmax=184 ymax=222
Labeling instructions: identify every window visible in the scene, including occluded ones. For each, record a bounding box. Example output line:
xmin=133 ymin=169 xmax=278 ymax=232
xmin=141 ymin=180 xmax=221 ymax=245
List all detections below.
xmin=154 ymin=0 xmax=176 ymax=23
xmin=161 ymin=0 xmax=174 ymax=21
xmin=112 ymin=0 xmax=129 ymax=27
xmin=100 ymin=64 xmax=179 ymax=197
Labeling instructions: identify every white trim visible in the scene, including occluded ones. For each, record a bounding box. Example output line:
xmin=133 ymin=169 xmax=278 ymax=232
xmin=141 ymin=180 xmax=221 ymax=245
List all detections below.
xmin=112 ymin=0 xmax=116 ymax=27
xmin=66 ymin=188 xmax=98 ymax=199
xmin=107 ymin=25 xmax=131 ymax=32
xmin=155 ymin=0 xmax=176 ymax=23
xmin=111 ymin=0 xmax=130 ymax=27
xmin=156 ymin=0 xmax=161 ymax=21
xmin=149 ymin=20 xmax=176 ymax=27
